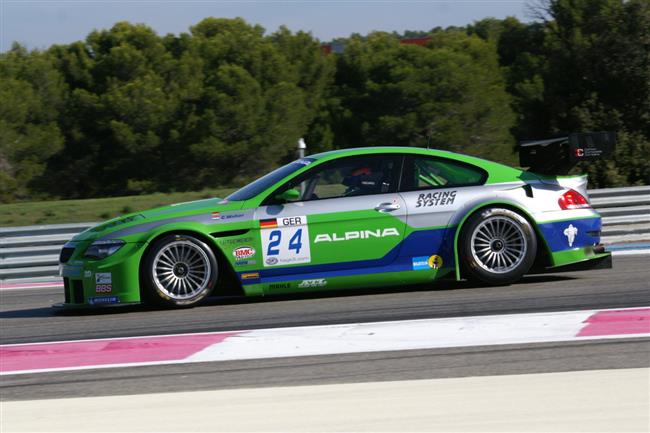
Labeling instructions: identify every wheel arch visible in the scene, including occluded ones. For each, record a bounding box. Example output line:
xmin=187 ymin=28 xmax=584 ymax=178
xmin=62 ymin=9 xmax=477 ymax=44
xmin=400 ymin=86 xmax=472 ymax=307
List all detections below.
xmin=452 ymin=200 xmax=552 ymax=281
xmin=138 ymin=229 xmax=244 ymax=299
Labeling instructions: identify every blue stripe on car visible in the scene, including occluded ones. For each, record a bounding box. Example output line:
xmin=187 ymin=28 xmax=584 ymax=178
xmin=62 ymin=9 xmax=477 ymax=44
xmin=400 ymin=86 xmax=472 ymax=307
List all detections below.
xmin=238 ymin=227 xmax=457 ymax=284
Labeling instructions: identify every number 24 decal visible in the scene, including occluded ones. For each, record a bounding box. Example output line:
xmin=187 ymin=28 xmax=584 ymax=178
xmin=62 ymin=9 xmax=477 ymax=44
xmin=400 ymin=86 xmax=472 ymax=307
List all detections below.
xmin=267 ymin=229 xmax=303 ymax=255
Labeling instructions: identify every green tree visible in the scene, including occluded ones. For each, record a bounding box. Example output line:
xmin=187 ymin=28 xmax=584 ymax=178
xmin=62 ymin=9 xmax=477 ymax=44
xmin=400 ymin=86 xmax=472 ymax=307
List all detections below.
xmin=176 ymin=18 xmax=332 ymax=187
xmin=469 ymin=17 xmax=547 ymax=139
xmin=0 ymin=44 xmax=66 ymax=202
xmin=330 ymin=31 xmax=516 ymax=163
xmin=539 ymin=0 xmax=650 ymax=186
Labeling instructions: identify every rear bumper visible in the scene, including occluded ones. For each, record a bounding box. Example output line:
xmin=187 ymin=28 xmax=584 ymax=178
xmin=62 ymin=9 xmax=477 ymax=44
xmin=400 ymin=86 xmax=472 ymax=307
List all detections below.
xmin=534 ymin=245 xmax=612 ymax=274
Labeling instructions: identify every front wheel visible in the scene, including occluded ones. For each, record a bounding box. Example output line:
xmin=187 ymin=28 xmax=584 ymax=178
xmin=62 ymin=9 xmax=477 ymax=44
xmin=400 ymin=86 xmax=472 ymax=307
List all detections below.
xmin=142 ymin=234 xmax=218 ymax=307
xmin=459 ymin=207 xmax=537 ymax=285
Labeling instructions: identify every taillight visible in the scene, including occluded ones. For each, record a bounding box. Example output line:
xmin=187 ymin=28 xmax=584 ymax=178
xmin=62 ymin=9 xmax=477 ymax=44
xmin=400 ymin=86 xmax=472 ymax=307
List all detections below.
xmin=558 ymin=189 xmax=590 ymax=210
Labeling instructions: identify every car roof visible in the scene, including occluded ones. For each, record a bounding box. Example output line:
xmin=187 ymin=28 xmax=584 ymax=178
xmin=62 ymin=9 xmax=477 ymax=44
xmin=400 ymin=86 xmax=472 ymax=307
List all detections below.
xmin=306 ymin=146 xmax=525 ymax=184
xmin=309 ymin=146 xmax=442 ymax=159
xmin=309 ymin=146 xmax=494 ymax=167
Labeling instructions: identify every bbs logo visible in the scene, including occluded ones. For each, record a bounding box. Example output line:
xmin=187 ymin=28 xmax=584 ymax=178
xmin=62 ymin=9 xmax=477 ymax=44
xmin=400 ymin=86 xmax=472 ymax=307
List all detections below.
xmin=96 ymin=284 xmax=112 ymax=293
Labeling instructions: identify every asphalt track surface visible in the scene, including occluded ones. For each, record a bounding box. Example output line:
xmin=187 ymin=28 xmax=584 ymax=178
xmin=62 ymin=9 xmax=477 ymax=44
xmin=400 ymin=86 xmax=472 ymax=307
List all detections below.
xmin=1 ymin=256 xmax=649 ymax=401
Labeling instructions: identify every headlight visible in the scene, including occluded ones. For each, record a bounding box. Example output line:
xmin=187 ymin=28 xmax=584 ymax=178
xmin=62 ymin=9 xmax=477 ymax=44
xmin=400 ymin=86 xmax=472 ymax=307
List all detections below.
xmin=84 ymin=240 xmax=125 ymax=259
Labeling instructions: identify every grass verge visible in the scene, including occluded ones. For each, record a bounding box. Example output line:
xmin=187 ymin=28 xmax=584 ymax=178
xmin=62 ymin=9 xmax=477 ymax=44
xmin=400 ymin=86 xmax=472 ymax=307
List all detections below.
xmin=0 ymin=188 xmax=235 ymax=227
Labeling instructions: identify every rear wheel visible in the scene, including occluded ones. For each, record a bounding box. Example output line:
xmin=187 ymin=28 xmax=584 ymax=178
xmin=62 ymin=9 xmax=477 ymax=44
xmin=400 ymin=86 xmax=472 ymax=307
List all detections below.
xmin=142 ymin=234 xmax=218 ymax=307
xmin=459 ymin=207 xmax=536 ymax=285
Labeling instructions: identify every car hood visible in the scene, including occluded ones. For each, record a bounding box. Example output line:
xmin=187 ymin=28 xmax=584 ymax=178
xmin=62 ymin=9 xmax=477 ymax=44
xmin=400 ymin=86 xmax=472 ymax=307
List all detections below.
xmin=71 ymin=197 xmax=245 ymax=242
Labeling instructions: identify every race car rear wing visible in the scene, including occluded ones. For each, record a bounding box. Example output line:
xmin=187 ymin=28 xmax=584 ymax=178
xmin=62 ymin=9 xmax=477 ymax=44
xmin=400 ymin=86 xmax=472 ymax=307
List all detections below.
xmin=518 ymin=131 xmax=616 ymax=174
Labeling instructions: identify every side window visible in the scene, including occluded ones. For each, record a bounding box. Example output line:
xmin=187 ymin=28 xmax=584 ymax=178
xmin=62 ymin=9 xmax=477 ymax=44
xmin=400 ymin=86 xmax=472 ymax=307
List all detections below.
xmin=265 ymin=154 xmax=401 ymax=204
xmin=401 ymin=156 xmax=486 ymax=191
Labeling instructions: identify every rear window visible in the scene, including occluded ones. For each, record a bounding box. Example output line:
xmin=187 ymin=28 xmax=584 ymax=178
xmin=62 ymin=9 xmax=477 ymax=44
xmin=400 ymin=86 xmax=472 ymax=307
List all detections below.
xmin=401 ymin=155 xmax=486 ymax=191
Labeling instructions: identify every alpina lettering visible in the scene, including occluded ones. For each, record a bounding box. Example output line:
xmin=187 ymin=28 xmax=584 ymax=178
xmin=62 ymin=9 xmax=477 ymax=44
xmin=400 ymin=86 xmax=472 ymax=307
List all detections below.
xmin=314 ymin=228 xmax=400 ymax=243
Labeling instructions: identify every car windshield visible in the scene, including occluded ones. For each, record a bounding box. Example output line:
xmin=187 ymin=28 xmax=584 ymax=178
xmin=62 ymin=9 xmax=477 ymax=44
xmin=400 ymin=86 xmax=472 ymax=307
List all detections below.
xmin=226 ymin=158 xmax=316 ymax=201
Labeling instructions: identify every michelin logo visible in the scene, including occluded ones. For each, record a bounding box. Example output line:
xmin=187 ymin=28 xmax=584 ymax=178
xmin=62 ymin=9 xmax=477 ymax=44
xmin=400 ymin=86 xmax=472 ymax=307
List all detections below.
xmin=563 ymin=224 xmax=578 ymax=247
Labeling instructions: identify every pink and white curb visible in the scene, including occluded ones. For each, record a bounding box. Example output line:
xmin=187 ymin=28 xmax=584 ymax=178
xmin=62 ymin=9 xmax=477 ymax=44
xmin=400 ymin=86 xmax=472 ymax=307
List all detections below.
xmin=0 ymin=281 xmax=63 ymax=290
xmin=1 ymin=307 xmax=648 ymax=375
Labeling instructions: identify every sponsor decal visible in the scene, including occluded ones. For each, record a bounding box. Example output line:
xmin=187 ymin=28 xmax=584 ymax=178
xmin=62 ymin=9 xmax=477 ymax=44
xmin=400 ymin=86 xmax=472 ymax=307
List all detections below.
xmin=297 ymin=158 xmax=313 ymax=166
xmin=412 ymin=255 xmax=444 ymax=270
xmin=233 ymin=246 xmax=256 ymax=260
xmin=269 ymin=282 xmax=291 ymax=290
xmin=265 ymin=257 xmax=279 ymax=265
xmin=96 ymin=284 xmax=112 ymax=293
xmin=95 ymin=273 xmax=112 ymax=284
xmin=220 ymin=212 xmax=245 ymax=220
xmin=314 ymin=228 xmax=400 ymax=243
xmin=83 ymin=270 xmax=92 ymax=278
xmin=415 ymin=190 xmax=457 ymax=208
xmin=298 ymin=279 xmax=327 ymax=288
xmin=412 ymin=256 xmax=430 ymax=270
xmin=220 ymin=237 xmax=254 ymax=245
xmin=87 ymin=296 xmax=119 ymax=305
xmin=241 ymin=272 xmax=260 ymax=280
xmin=235 ymin=260 xmax=256 ymax=266
xmin=428 ymin=255 xmax=443 ymax=269
xmin=212 ymin=211 xmax=246 ymax=221
xmin=564 ymin=224 xmax=578 ymax=247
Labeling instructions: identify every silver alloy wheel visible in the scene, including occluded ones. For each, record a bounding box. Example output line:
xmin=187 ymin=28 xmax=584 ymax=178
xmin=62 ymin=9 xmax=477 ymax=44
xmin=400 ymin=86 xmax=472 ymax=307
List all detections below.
xmin=151 ymin=240 xmax=211 ymax=300
xmin=470 ymin=216 xmax=527 ymax=274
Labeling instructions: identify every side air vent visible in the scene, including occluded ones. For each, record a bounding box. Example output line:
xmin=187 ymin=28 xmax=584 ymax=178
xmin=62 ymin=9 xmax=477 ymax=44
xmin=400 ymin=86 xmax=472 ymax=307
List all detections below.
xmin=210 ymin=229 xmax=250 ymax=238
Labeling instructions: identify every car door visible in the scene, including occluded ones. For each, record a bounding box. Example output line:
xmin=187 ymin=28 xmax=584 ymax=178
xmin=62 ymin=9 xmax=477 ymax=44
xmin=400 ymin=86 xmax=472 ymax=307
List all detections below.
xmin=254 ymin=154 xmax=407 ymax=285
xmin=398 ymin=154 xmax=488 ymax=270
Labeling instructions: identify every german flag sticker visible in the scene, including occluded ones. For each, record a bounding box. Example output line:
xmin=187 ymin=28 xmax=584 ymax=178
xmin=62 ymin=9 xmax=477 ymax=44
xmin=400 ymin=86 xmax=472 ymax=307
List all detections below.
xmin=260 ymin=218 xmax=278 ymax=229
xmin=241 ymin=272 xmax=260 ymax=280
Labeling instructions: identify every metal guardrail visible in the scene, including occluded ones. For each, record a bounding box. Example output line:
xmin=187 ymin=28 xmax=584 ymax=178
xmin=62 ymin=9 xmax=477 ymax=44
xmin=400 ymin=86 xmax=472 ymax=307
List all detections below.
xmin=1 ymin=186 xmax=649 ymax=283
xmin=0 ymin=223 xmax=96 ymax=282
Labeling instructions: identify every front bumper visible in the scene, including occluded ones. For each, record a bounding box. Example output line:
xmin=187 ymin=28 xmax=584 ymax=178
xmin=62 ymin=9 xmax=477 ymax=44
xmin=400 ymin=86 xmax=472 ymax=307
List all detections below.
xmin=55 ymin=241 xmax=146 ymax=308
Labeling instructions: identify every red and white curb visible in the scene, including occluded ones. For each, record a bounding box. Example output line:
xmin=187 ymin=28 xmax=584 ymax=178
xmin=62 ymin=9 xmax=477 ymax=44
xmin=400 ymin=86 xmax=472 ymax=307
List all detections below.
xmin=1 ymin=307 xmax=648 ymax=375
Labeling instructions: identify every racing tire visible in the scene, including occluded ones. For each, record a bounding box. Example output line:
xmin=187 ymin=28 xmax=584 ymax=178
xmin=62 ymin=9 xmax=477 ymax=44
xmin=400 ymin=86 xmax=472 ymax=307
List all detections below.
xmin=459 ymin=207 xmax=536 ymax=286
xmin=142 ymin=234 xmax=218 ymax=307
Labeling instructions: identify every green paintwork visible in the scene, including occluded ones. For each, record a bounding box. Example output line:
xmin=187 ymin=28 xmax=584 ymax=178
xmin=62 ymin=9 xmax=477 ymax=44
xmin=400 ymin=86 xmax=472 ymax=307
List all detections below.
xmin=57 ymin=146 xmax=609 ymax=307
xmin=550 ymin=247 xmax=604 ymax=267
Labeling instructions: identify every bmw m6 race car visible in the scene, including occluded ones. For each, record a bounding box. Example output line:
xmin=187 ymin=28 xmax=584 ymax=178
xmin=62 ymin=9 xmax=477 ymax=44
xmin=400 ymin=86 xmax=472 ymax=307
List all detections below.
xmin=57 ymin=133 xmax=614 ymax=308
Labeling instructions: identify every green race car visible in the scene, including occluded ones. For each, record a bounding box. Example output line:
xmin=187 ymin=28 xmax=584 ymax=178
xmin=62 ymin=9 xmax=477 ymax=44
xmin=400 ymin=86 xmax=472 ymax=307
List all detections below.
xmin=57 ymin=141 xmax=612 ymax=308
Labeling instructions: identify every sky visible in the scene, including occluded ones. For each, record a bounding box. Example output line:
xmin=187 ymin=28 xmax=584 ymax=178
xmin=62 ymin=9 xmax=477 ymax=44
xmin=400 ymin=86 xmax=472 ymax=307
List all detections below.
xmin=0 ymin=0 xmax=533 ymax=52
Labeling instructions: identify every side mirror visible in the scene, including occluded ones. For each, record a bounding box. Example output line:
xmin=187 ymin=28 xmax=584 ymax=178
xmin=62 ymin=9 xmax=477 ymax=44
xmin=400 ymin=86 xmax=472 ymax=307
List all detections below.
xmin=275 ymin=188 xmax=300 ymax=202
